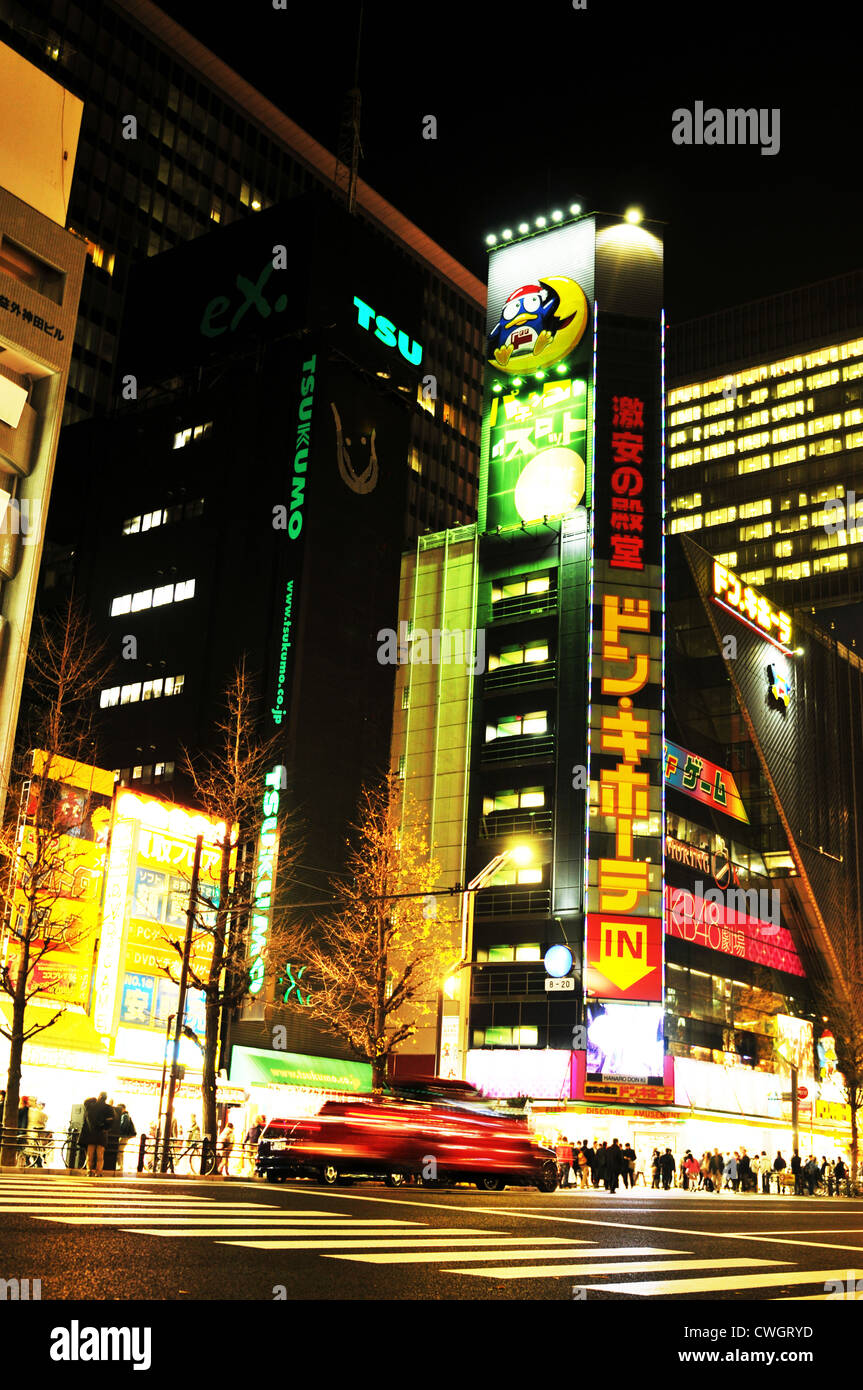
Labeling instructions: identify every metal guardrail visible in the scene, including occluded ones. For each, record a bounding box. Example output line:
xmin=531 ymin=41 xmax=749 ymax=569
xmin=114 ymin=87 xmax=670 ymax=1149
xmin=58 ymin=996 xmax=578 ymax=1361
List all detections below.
xmin=491 ymin=593 xmax=557 ymax=622
xmin=473 ymin=887 xmax=552 ymax=917
xmin=481 ymin=734 xmax=555 ymax=764
xmin=484 ymin=662 xmax=557 ymax=693
xmin=0 ymin=1125 xmax=79 ymax=1168
xmin=478 ymin=810 xmax=553 ymax=839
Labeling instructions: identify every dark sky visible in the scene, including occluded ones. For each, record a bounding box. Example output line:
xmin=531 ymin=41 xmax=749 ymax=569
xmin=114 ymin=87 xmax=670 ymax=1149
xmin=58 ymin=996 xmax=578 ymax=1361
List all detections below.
xmin=157 ymin=0 xmax=863 ymax=326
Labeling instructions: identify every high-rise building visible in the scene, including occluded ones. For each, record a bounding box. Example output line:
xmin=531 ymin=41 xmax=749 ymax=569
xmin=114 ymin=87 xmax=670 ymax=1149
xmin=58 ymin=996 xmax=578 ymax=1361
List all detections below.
xmin=667 ymin=271 xmax=863 ymax=623
xmin=389 ymin=219 xmax=861 ymax=1159
xmin=0 ymin=0 xmax=485 ymax=537
xmin=0 ymin=42 xmax=85 ymax=809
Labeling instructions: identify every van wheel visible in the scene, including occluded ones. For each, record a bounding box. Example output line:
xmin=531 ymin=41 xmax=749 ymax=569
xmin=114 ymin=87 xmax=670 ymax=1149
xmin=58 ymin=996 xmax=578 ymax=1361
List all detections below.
xmin=319 ymin=1164 xmax=339 ymax=1186
xmin=536 ymin=1160 xmax=559 ymax=1193
xmin=265 ymin=1169 xmax=280 ymax=1183
xmin=476 ymin=1175 xmax=506 ymax=1192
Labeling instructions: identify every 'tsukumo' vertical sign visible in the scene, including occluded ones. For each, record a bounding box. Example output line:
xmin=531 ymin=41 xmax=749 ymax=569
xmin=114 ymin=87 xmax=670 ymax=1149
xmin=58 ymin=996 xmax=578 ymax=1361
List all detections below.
xmin=585 ymin=235 xmax=665 ymax=1014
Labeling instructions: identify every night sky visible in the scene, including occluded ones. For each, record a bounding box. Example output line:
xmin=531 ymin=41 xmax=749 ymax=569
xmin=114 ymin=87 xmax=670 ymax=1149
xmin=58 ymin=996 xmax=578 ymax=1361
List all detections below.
xmin=159 ymin=0 xmax=861 ymax=325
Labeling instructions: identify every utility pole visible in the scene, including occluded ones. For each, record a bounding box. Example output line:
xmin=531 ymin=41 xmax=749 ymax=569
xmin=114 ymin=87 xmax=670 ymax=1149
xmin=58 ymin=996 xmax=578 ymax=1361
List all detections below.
xmin=161 ymin=834 xmax=203 ymax=1172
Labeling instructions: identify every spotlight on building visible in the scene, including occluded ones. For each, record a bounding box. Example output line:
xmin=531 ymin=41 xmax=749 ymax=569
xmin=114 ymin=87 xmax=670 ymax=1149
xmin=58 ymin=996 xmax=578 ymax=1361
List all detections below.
xmin=624 ymin=206 xmax=644 ymax=224
xmin=535 ymin=215 xmax=547 ymax=228
xmin=551 ymin=210 xmax=563 ymax=222
xmin=485 ymin=233 xmax=497 ymax=246
xmin=569 ymin=202 xmax=582 ymax=216
xmin=518 ymin=222 xmax=529 ymax=234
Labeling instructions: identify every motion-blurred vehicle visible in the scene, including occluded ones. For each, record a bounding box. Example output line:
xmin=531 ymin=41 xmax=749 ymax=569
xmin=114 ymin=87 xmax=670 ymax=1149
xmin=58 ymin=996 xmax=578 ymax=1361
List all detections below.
xmin=255 ymin=1077 xmax=558 ymax=1192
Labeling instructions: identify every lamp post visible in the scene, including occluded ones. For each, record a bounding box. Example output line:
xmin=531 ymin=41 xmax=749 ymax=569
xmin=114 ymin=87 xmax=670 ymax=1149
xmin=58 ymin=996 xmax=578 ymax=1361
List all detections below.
xmin=441 ymin=844 xmax=533 ymax=1080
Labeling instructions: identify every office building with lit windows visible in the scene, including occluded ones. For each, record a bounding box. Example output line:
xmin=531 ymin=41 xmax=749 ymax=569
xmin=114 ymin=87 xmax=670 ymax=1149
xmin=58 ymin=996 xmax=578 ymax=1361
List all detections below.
xmin=667 ymin=271 xmax=863 ymax=627
xmin=1 ymin=0 xmax=485 ymax=539
xmin=0 ymin=44 xmax=86 ymax=812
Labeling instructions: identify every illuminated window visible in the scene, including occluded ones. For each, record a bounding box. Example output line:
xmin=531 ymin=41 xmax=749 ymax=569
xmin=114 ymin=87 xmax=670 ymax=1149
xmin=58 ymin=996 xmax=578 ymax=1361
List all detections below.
xmin=771 ymin=401 xmax=805 ymax=421
xmin=805 ymin=348 xmax=840 ymax=370
xmin=739 ymin=522 xmax=772 ymax=541
xmin=120 ymin=683 xmax=141 ymax=705
xmin=843 ymin=408 xmax=863 ymax=428
xmin=703 ymin=420 xmax=734 ymax=439
xmin=843 ymin=362 xmax=863 ymax=382
xmin=152 ymin=584 xmax=174 ymax=607
xmin=809 ymin=437 xmax=842 ymax=456
xmin=773 ymin=540 xmax=794 ymax=558
xmin=111 ymin=594 xmax=132 ymax=616
xmin=402 ymin=686 xmax=409 ymax=709
xmin=668 ymin=515 xmax=703 ymax=535
xmin=738 ymin=453 xmax=771 ymax=475
xmin=669 ymin=429 xmax=691 ymax=447
xmin=775 ymin=378 xmax=804 ymax=398
xmin=704 ymin=507 xmax=737 ymax=526
xmin=491 ymin=574 xmax=551 ymax=602
xmin=110 ymin=579 xmax=195 ymax=616
xmin=807 ymin=413 xmax=842 ymax=436
xmin=173 ymin=579 xmax=196 ymax=601
xmin=840 ymin=338 xmax=863 ymax=361
xmin=485 ymin=711 xmax=548 ymax=741
xmin=669 ymin=449 xmax=703 ymax=469
xmin=122 ymin=499 xmax=204 ymax=535
xmin=772 ymin=446 xmax=806 ymax=467
xmin=515 ymin=944 xmax=542 ymax=962
xmin=739 ymin=366 xmax=769 ymax=386
xmin=669 ymin=493 xmax=702 ymax=512
xmin=814 ymin=553 xmax=850 ymax=574
xmin=702 ymin=398 xmax=734 ymax=417
xmin=738 ymin=499 xmax=772 ymax=519
xmin=131 ymin=589 xmax=152 ymax=612
xmin=668 ymin=384 xmax=703 ymax=405
xmin=805 ymin=369 xmax=840 ymax=390
xmin=771 ymin=423 xmax=806 ymax=444
xmin=739 ymin=410 xmax=769 ymax=430
xmin=488 ymin=641 xmax=549 ymax=671
xmin=173 ymin=421 xmax=212 ymax=449
xmin=775 ymin=561 xmax=811 ymax=581
xmin=715 ymin=552 xmax=738 ymax=568
xmin=740 ymin=568 xmax=773 ymax=585
xmin=704 ymin=441 xmax=733 ymax=460
xmin=669 ymin=406 xmax=702 ymax=426
xmin=768 ymin=355 xmax=803 ymax=379
xmin=738 ymin=432 xmax=771 ymax=452
xmin=100 ymin=686 xmax=120 ymax=708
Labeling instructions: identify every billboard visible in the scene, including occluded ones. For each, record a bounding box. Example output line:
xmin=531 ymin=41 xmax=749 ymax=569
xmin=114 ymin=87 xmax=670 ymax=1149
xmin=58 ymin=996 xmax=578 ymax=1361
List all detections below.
xmin=92 ymin=791 xmax=230 ymax=1045
xmin=664 ymin=739 xmax=748 ymax=823
xmin=665 ymin=885 xmax=805 ymax=976
xmin=480 ymin=220 xmax=595 ymax=533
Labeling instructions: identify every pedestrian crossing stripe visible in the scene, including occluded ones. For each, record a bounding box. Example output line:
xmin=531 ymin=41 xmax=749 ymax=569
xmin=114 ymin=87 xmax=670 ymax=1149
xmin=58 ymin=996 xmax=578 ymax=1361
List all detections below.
xmin=563 ymin=1266 xmax=863 ymax=1295
xmin=215 ymin=1235 xmax=581 ymax=1251
xmin=448 ymin=1256 xmax=791 ymax=1280
xmin=36 ymin=1216 xmax=423 ymax=1226
xmin=323 ymin=1245 xmax=688 ymax=1264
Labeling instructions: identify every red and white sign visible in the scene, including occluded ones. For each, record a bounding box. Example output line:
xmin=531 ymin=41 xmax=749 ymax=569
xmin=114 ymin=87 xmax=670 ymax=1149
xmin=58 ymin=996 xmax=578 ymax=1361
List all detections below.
xmin=664 ymin=886 xmax=805 ymax=977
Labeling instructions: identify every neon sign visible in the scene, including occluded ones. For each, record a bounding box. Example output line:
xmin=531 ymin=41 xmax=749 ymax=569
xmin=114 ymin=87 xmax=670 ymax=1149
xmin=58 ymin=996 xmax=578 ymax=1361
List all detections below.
xmin=352 ymin=296 xmax=422 ymax=364
xmin=287 ymin=356 xmax=316 ymax=540
xmin=712 ymin=561 xmax=792 ymax=649
xmin=249 ymin=765 xmax=284 ymax=995
xmin=664 ymin=739 xmax=749 ymax=823
xmin=486 ymin=377 xmax=588 ymax=529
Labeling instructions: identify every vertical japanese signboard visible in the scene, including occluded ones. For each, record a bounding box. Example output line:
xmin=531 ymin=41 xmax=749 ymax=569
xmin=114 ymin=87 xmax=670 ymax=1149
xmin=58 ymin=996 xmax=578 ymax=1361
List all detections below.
xmin=585 ymin=307 xmax=664 ymax=1011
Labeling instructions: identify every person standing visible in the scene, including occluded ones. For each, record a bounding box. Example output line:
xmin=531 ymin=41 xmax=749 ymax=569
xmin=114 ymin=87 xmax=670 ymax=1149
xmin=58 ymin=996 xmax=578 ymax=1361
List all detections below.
xmin=622 ymin=1141 xmax=637 ymax=1189
xmin=684 ymin=1151 xmax=701 ymax=1190
xmin=555 ymin=1134 xmax=573 ymax=1187
xmin=738 ymin=1148 xmax=752 ymax=1193
xmin=116 ymin=1105 xmax=137 ymax=1172
xmin=583 ymin=1139 xmax=596 ymax=1187
xmin=650 ymin=1149 xmax=660 ymax=1189
xmin=217 ymin=1120 xmax=235 ymax=1176
xmin=577 ymin=1142 xmax=591 ymax=1189
xmin=724 ymin=1151 xmax=739 ymax=1191
xmin=773 ymin=1150 xmax=786 ymax=1193
xmin=606 ymin=1138 xmax=625 ymax=1193
xmin=791 ymin=1150 xmax=802 ymax=1195
xmin=594 ymin=1141 xmax=608 ymax=1190
xmin=81 ymin=1093 xmax=114 ymax=1177
xmin=708 ymin=1148 xmax=724 ymax=1193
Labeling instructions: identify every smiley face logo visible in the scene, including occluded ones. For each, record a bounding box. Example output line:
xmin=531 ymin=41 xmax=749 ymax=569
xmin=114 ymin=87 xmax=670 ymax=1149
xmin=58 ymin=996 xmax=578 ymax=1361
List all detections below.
xmin=487 ymin=275 xmax=589 ymax=374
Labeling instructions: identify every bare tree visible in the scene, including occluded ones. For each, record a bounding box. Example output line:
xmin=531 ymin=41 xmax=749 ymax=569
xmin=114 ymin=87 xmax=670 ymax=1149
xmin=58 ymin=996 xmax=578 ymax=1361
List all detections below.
xmin=269 ymin=774 xmax=462 ymax=1093
xmin=175 ymin=661 xmax=293 ymax=1149
xmin=0 ymin=600 xmax=109 ymax=1164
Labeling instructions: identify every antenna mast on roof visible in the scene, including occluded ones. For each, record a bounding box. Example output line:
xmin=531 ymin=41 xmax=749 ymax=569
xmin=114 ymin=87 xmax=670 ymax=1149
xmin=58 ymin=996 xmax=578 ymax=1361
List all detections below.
xmin=334 ymin=2 xmax=364 ymax=216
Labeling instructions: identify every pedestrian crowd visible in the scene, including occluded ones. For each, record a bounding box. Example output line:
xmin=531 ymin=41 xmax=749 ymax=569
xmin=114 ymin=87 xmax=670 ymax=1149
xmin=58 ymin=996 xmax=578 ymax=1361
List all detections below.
xmin=78 ymin=1093 xmax=137 ymax=1175
xmin=550 ymin=1137 xmax=853 ymax=1194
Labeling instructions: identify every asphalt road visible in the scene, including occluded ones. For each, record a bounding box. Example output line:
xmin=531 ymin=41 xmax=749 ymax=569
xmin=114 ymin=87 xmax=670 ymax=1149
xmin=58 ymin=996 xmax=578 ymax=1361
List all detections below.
xmin=2 ymin=1170 xmax=863 ymax=1303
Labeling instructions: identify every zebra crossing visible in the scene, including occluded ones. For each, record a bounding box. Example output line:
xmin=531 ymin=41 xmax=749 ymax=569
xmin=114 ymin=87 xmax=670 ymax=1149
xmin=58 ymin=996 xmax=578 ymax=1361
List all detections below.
xmin=2 ymin=1176 xmax=861 ymax=1297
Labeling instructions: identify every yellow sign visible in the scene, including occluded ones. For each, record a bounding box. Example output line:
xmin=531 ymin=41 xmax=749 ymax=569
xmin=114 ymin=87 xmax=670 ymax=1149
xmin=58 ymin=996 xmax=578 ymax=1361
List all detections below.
xmin=712 ymin=561 xmax=792 ymax=648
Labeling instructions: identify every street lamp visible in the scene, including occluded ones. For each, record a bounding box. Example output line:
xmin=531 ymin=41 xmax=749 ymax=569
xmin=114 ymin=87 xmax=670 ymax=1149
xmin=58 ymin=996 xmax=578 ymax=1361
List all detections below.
xmin=443 ymin=845 xmax=533 ymax=1079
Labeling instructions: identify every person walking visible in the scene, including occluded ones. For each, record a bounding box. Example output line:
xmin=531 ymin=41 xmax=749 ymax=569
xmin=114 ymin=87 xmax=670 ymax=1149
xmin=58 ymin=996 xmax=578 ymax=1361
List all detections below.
xmin=555 ymin=1134 xmax=573 ymax=1187
xmin=577 ymin=1142 xmax=591 ymax=1189
xmin=708 ymin=1148 xmax=724 ymax=1193
xmin=80 ymin=1092 xmax=114 ymax=1177
xmin=758 ymin=1151 xmax=771 ymax=1193
xmin=803 ymin=1154 xmax=819 ymax=1195
xmin=724 ymin=1151 xmax=739 ymax=1191
xmin=738 ymin=1148 xmax=752 ymax=1193
xmin=773 ymin=1150 xmax=786 ymax=1193
xmin=594 ymin=1141 xmax=609 ymax=1190
xmin=606 ymin=1138 xmax=625 ymax=1193
xmin=824 ymin=1157 xmax=836 ymax=1196
xmin=684 ymin=1151 xmax=701 ymax=1190
xmin=650 ymin=1149 xmax=660 ymax=1189
xmin=834 ymin=1157 xmax=847 ymax=1195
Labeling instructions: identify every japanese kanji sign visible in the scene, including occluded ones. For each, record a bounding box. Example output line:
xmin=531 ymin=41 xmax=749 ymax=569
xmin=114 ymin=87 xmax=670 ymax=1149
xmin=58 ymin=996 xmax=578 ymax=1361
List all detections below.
xmin=664 ymin=738 xmax=749 ymax=823
xmin=586 ymin=315 xmax=664 ymax=1008
xmin=712 ymin=560 xmax=792 ymax=650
